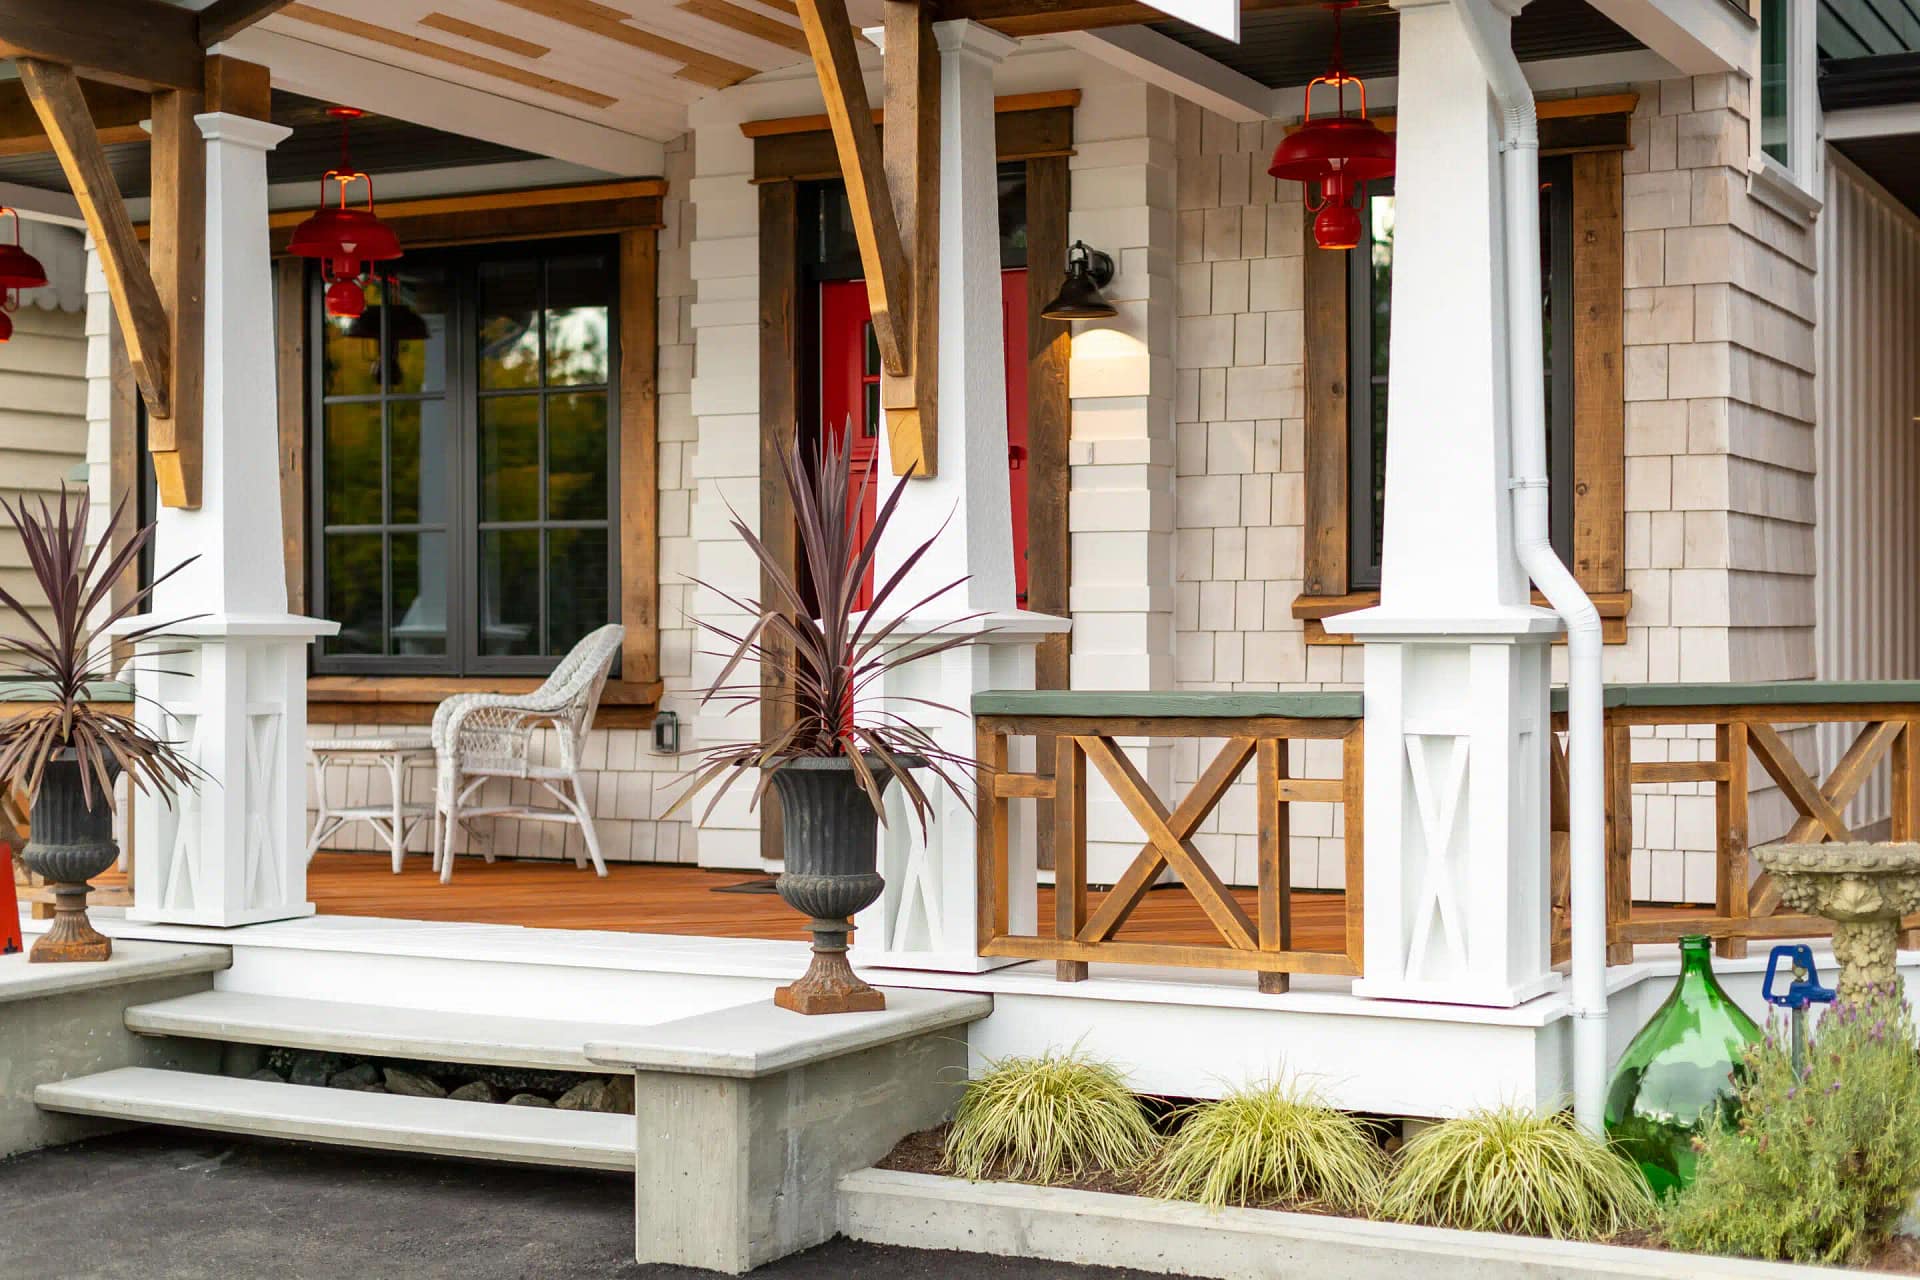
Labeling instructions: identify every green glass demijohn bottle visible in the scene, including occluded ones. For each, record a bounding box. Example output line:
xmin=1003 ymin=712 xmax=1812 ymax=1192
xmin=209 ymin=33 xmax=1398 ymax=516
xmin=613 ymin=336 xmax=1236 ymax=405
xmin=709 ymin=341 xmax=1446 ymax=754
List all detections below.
xmin=1604 ymin=934 xmax=1762 ymax=1197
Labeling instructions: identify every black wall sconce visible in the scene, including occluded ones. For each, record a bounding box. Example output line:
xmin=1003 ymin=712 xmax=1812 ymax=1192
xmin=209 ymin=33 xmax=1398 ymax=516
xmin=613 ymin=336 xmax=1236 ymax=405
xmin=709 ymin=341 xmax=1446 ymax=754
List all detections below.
xmin=651 ymin=709 xmax=681 ymax=755
xmin=1040 ymin=240 xmax=1117 ymax=320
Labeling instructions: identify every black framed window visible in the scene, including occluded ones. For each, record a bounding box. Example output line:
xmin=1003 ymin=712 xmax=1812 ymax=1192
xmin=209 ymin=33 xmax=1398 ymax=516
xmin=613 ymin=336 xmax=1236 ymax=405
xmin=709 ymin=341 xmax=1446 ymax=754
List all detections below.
xmin=309 ymin=240 xmax=618 ymax=675
xmin=1345 ymin=159 xmax=1574 ymax=590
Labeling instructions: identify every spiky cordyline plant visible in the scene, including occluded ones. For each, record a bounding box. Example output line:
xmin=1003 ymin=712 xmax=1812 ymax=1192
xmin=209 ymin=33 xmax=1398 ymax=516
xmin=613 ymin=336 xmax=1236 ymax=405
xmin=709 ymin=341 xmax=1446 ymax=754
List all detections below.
xmin=671 ymin=428 xmax=984 ymax=831
xmin=0 ymin=489 xmax=200 ymax=809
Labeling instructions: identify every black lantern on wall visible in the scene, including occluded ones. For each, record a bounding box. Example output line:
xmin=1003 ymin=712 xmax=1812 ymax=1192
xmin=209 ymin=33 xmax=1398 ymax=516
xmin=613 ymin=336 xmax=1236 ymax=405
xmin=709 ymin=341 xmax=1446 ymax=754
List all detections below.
xmin=1040 ymin=240 xmax=1117 ymax=320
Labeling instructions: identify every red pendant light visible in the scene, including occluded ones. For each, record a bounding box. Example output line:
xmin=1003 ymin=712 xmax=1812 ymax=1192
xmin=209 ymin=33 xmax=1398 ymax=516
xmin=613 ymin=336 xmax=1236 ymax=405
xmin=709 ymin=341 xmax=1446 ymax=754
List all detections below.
xmin=1268 ymin=2 xmax=1395 ymax=251
xmin=0 ymin=208 xmax=48 ymax=344
xmin=288 ymin=107 xmax=402 ymax=318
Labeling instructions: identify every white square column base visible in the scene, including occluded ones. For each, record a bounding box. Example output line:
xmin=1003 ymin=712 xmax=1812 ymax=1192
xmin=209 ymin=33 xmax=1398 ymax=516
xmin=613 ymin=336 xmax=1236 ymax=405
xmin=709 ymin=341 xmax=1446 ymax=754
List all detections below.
xmin=125 ymin=615 xmax=335 ymax=927
xmin=852 ymin=610 xmax=1071 ymax=974
xmin=1333 ymin=608 xmax=1563 ymax=1008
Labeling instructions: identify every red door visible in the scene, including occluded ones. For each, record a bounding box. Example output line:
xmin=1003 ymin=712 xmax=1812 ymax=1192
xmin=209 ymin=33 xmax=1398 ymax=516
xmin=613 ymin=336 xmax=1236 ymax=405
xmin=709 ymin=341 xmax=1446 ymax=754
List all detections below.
xmin=818 ymin=270 xmax=1031 ymax=610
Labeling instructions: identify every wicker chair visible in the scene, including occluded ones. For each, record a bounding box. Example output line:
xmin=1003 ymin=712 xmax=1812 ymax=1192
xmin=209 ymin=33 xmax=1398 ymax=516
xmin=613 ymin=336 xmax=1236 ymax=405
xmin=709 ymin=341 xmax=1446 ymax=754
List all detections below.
xmin=431 ymin=623 xmax=624 ymax=884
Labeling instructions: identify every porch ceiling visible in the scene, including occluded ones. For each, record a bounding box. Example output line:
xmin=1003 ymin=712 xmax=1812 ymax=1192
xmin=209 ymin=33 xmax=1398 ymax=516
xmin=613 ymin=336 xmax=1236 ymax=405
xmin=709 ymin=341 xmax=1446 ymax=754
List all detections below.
xmin=1147 ymin=0 xmax=1645 ymax=89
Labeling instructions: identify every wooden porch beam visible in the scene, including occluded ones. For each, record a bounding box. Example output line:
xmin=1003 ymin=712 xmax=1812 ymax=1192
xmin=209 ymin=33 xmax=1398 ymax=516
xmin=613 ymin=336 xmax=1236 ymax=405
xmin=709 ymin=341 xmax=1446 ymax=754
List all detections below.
xmin=0 ymin=0 xmax=203 ymax=90
xmin=0 ymin=79 xmax=149 ymax=158
xmin=146 ymin=85 xmax=206 ymax=508
xmin=196 ymin=0 xmax=300 ymax=48
xmin=878 ymin=0 xmax=937 ymax=477
xmin=17 ymin=59 xmax=174 ymax=424
xmin=793 ymin=0 xmax=910 ymax=381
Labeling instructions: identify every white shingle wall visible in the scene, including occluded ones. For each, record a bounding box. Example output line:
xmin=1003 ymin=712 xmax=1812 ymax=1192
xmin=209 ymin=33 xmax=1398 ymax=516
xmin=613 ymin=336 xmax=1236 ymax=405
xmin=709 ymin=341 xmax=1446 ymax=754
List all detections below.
xmin=1170 ymin=98 xmax=1357 ymax=891
xmin=1613 ymin=73 xmax=1819 ymax=902
xmin=1165 ymin=75 xmax=1813 ymax=901
xmin=1067 ymin=80 xmax=1183 ymax=881
xmin=307 ymin=133 xmax=706 ymax=867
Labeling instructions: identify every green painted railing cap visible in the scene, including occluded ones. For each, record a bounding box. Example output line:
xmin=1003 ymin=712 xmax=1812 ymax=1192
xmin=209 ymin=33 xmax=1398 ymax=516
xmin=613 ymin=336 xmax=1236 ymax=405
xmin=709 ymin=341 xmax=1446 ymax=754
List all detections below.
xmin=972 ymin=690 xmax=1364 ymax=719
xmin=0 ymin=678 xmax=135 ymax=703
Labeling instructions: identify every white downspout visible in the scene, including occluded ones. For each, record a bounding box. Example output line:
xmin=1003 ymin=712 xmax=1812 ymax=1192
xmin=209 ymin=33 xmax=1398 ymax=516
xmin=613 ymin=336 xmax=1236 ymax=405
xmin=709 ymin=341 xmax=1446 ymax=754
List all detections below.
xmin=1450 ymin=0 xmax=1610 ymax=1133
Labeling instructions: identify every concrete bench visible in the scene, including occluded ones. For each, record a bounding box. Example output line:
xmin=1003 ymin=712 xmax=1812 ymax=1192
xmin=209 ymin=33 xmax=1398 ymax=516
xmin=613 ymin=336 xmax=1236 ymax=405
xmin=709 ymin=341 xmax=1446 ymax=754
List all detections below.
xmin=587 ymin=987 xmax=990 ymax=1274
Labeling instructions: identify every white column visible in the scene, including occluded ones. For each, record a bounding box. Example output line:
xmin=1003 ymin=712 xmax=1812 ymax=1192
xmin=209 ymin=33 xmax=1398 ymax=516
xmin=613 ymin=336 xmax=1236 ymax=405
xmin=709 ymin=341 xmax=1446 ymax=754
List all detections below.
xmin=126 ymin=113 xmax=336 ymax=927
xmin=853 ymin=19 xmax=1069 ymax=972
xmin=1325 ymin=0 xmax=1559 ymax=1006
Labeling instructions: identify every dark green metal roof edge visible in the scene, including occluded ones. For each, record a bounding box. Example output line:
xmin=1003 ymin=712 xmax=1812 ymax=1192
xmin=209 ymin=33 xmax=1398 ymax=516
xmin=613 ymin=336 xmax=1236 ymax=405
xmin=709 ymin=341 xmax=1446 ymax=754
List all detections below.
xmin=973 ymin=691 xmax=1364 ymax=718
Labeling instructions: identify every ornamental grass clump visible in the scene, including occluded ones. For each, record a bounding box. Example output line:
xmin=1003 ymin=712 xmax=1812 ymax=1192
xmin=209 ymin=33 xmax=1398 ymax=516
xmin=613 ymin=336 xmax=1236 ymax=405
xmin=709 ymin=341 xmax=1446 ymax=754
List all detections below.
xmin=1381 ymin=1107 xmax=1653 ymax=1241
xmin=1145 ymin=1080 xmax=1384 ymax=1212
xmin=1660 ymin=985 xmax=1920 ymax=1266
xmin=944 ymin=1049 xmax=1158 ymax=1186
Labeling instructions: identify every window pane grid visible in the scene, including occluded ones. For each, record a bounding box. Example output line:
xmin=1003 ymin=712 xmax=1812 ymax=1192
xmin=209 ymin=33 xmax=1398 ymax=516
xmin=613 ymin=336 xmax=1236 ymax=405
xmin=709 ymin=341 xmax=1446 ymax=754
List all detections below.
xmin=312 ymin=243 xmax=617 ymax=676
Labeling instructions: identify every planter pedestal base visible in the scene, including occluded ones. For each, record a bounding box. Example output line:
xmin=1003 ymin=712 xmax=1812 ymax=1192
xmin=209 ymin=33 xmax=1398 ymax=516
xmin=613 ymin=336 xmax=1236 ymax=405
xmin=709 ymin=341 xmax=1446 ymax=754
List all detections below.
xmin=30 ymin=884 xmax=111 ymax=963
xmin=776 ymin=919 xmax=885 ymax=1015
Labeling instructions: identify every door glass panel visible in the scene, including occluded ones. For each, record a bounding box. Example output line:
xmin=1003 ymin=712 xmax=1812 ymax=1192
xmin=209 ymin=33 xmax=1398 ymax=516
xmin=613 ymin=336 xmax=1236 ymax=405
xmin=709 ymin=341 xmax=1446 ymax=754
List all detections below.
xmin=544 ymin=253 xmax=610 ymax=387
xmin=387 ymin=401 xmax=449 ymax=526
xmin=322 ymin=402 xmax=382 ymax=527
xmin=547 ymin=528 xmax=609 ymax=656
xmin=323 ymin=533 xmax=384 ymax=654
xmin=547 ymin=392 xmax=609 ymax=520
xmin=478 ymin=395 xmax=541 ymax=523
xmin=477 ymin=529 xmax=540 ymax=656
xmin=478 ymin=259 xmax=541 ymax=389
xmin=322 ymin=307 xmax=380 ymax=397
xmin=390 ymin=531 xmax=447 ymax=656
xmin=385 ymin=265 xmax=449 ymax=395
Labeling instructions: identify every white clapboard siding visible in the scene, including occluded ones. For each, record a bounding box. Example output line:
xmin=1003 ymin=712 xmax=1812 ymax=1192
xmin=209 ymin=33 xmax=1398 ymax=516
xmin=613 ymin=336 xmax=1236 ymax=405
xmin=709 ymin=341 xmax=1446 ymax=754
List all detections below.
xmin=1814 ymin=150 xmax=1920 ymax=833
xmin=0 ymin=302 xmax=90 ymax=645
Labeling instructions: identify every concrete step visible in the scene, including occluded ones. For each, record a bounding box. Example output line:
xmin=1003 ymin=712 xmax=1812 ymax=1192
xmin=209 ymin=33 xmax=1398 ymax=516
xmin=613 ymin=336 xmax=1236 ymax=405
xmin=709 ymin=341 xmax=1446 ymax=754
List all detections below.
xmin=124 ymin=990 xmax=637 ymax=1072
xmin=35 ymin=1068 xmax=632 ymax=1171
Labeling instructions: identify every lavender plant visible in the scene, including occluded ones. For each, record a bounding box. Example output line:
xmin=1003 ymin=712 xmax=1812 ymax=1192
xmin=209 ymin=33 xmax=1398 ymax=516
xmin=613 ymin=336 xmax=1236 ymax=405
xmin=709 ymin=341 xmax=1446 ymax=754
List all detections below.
xmin=1661 ymin=985 xmax=1920 ymax=1265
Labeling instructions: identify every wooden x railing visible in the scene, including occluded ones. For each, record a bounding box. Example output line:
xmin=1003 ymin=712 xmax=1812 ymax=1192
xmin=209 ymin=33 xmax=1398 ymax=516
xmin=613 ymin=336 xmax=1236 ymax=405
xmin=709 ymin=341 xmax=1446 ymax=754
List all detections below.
xmin=1544 ymin=682 xmax=1920 ymax=963
xmin=974 ymin=692 xmax=1363 ymax=991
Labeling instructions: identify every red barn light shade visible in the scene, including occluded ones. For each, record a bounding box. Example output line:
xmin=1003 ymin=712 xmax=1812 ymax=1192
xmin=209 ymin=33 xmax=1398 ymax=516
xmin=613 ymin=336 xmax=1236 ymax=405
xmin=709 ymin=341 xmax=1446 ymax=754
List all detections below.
xmin=1268 ymin=2 xmax=1394 ymax=251
xmin=288 ymin=107 xmax=401 ymax=318
xmin=0 ymin=207 xmax=48 ymax=343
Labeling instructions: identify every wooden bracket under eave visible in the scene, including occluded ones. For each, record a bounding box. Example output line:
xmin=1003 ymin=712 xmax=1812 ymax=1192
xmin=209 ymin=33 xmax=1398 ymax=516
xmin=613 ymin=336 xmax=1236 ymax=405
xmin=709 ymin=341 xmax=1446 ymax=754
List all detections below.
xmin=794 ymin=0 xmax=939 ymax=477
xmin=16 ymin=57 xmax=205 ymax=506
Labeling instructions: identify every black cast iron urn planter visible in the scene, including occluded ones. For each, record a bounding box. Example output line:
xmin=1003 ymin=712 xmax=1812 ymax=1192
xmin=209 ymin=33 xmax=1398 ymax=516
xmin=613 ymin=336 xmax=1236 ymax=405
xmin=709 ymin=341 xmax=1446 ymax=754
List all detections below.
xmin=19 ymin=753 xmax=120 ymax=962
xmin=769 ymin=755 xmax=914 ymax=1015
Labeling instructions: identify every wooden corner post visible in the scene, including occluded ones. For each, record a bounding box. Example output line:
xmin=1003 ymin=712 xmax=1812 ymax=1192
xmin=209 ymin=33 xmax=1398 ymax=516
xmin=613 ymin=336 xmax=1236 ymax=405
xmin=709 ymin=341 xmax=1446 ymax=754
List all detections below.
xmin=793 ymin=0 xmax=938 ymax=476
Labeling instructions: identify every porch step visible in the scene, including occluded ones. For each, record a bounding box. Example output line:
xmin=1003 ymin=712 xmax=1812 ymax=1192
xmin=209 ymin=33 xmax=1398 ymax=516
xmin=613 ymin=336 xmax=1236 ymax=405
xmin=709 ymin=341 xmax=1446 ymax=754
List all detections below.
xmin=124 ymin=990 xmax=633 ymax=1072
xmin=35 ymin=1068 xmax=631 ymax=1171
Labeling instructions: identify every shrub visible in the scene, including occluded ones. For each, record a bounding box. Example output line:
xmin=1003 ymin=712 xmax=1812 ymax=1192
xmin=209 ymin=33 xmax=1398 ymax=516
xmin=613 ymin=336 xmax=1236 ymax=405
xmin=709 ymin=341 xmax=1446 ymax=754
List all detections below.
xmin=1661 ymin=985 xmax=1920 ymax=1265
xmin=943 ymin=1049 xmax=1158 ymax=1185
xmin=1381 ymin=1107 xmax=1653 ymax=1241
xmin=1145 ymin=1080 xmax=1384 ymax=1212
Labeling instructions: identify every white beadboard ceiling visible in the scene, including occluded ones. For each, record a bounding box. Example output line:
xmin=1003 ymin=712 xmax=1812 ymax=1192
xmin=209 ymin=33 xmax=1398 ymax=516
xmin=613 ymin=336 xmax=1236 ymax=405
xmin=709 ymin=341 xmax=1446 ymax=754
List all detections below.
xmin=240 ymin=0 xmax=873 ymax=147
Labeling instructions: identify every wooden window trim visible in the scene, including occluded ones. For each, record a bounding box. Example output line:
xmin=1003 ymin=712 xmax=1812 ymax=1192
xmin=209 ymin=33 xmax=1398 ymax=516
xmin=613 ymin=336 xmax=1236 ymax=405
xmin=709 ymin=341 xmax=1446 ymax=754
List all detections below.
xmin=1297 ymin=126 xmax=1629 ymax=645
xmin=751 ymin=101 xmax=1076 ymax=863
xmin=267 ymin=185 xmax=665 ymax=720
xmin=749 ymin=103 xmax=1076 ymax=185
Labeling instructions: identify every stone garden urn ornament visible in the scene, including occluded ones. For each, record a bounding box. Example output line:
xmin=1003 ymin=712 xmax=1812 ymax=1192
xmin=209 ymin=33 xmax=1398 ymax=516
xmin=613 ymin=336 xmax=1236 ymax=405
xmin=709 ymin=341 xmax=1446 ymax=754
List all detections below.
xmin=1754 ymin=842 xmax=1920 ymax=1003
xmin=670 ymin=432 xmax=984 ymax=1015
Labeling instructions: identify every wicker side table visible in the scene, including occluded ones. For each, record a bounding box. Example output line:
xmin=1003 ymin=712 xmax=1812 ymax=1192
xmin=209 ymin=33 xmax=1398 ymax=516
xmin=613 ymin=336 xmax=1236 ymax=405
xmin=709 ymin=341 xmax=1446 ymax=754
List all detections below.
xmin=306 ymin=735 xmax=436 ymax=873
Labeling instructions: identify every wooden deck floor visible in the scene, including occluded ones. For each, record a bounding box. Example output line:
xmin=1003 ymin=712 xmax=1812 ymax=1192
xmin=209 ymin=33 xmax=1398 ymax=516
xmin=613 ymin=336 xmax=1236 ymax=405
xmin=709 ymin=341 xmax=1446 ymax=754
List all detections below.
xmin=291 ymin=851 xmax=1360 ymax=949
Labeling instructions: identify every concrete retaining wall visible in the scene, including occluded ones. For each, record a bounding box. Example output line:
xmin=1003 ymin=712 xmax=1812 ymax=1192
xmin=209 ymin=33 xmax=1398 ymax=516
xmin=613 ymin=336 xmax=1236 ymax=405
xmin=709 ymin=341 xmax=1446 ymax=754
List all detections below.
xmin=0 ymin=941 xmax=229 ymax=1159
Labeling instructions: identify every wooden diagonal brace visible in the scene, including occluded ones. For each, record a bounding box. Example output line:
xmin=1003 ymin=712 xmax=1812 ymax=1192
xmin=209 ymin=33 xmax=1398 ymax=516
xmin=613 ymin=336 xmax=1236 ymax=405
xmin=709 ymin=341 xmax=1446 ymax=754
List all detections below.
xmin=793 ymin=0 xmax=909 ymax=374
xmin=17 ymin=60 xmax=174 ymax=422
xmin=794 ymin=0 xmax=939 ymax=476
xmin=146 ymin=85 xmax=206 ymax=508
